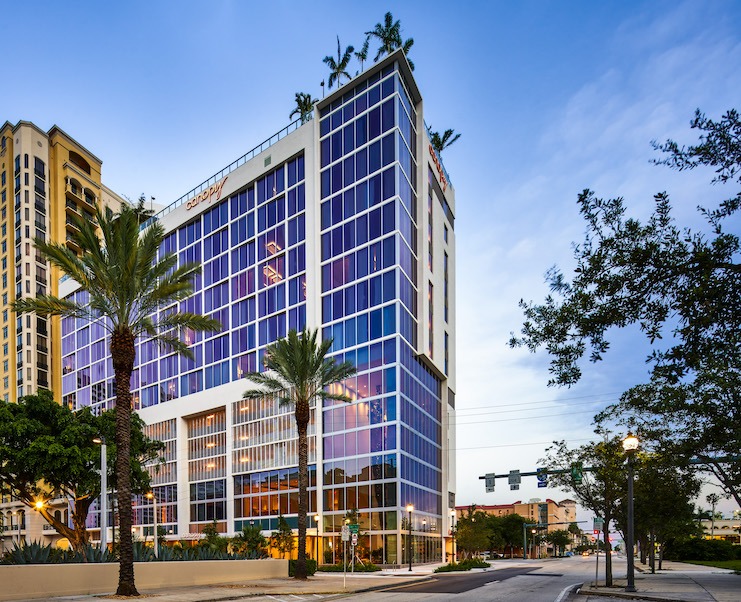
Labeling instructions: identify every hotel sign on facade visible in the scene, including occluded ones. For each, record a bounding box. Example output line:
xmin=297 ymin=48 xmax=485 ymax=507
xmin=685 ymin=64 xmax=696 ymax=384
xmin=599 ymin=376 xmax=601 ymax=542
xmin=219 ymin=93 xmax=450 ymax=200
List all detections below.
xmin=429 ymin=144 xmax=448 ymax=192
xmin=185 ymin=176 xmax=228 ymax=211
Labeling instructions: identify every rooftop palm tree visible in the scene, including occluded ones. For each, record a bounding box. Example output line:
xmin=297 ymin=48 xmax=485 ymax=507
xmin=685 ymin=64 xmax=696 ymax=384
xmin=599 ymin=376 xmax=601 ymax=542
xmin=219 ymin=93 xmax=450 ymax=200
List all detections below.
xmin=290 ymin=92 xmax=318 ymax=125
xmin=323 ymin=36 xmax=355 ymax=90
xmin=13 ymin=204 xmax=220 ymax=596
xmin=428 ymin=127 xmax=462 ymax=155
xmin=366 ymin=11 xmax=402 ymax=61
xmin=354 ymin=37 xmax=370 ymax=74
xmin=401 ymin=37 xmax=415 ymax=70
xmin=243 ymin=328 xmax=356 ymax=579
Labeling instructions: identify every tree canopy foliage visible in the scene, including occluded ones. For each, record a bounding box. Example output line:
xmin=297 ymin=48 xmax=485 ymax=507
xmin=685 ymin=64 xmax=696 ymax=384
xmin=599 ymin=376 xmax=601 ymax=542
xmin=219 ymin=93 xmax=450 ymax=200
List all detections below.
xmin=511 ymin=109 xmax=741 ymax=504
xmin=540 ymin=432 xmax=625 ymax=585
xmin=0 ymin=390 xmax=162 ymax=552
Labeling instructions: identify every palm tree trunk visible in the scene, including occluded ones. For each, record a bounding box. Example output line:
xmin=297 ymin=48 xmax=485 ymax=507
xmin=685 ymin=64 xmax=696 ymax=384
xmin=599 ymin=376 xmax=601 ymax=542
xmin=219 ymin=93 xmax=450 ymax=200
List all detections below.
xmin=295 ymin=409 xmax=309 ymax=579
xmin=112 ymin=328 xmax=139 ymax=596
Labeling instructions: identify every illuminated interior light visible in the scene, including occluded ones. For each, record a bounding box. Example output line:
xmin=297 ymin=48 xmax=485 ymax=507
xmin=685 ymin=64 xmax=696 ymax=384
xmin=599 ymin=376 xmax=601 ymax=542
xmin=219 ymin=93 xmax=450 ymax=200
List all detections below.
xmin=263 ymin=264 xmax=283 ymax=283
xmin=206 ymin=463 xmax=215 ymax=468
xmin=206 ymin=414 xmax=214 ymax=420
xmin=206 ymin=442 xmax=215 ymax=448
xmin=265 ymin=241 xmax=282 ymax=254
xmin=240 ymin=457 xmax=250 ymax=463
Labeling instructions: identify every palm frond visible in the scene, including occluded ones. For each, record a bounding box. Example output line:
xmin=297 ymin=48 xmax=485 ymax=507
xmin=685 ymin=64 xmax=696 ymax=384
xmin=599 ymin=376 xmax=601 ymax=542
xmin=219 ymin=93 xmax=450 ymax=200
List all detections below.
xmin=12 ymin=296 xmax=90 ymax=320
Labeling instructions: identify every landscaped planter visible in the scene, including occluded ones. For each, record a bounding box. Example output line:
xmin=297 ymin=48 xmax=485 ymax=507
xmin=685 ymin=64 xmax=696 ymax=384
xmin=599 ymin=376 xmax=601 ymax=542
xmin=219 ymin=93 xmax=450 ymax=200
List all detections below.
xmin=0 ymin=558 xmax=287 ymax=601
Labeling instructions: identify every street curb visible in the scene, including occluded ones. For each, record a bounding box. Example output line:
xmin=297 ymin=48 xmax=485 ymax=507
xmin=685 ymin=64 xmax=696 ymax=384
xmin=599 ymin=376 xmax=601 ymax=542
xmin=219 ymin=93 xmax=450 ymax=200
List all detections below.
xmin=577 ymin=586 xmax=686 ymax=602
xmin=344 ymin=575 xmax=435 ymax=595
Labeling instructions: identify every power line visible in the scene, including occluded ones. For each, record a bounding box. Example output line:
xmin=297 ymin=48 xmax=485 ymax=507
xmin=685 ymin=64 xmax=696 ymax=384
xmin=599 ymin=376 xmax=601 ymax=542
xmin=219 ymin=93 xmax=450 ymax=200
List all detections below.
xmin=454 ymin=438 xmax=593 ymax=452
xmin=453 ymin=392 xmax=623 ymax=412
xmin=449 ymin=397 xmax=617 ymax=418
xmin=452 ymin=409 xmax=599 ymax=426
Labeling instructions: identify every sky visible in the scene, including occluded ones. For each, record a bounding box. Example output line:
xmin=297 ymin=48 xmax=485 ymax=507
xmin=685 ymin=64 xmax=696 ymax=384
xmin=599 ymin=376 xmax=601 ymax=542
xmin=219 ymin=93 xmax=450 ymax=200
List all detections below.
xmin=4 ymin=1 xmax=740 ymax=521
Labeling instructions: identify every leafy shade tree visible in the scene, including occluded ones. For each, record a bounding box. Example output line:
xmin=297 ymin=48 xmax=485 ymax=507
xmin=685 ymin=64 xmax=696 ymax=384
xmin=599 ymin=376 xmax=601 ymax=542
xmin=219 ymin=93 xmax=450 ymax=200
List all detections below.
xmin=454 ymin=506 xmax=491 ymax=559
xmin=13 ymin=204 xmax=220 ymax=596
xmin=365 ymin=11 xmax=414 ymax=69
xmin=568 ymin=522 xmax=582 ymax=548
xmin=510 ymin=109 xmax=741 ymax=505
xmin=271 ymin=515 xmax=295 ymax=559
xmin=499 ymin=513 xmax=528 ymax=558
xmin=545 ymin=529 xmax=572 ymax=556
xmin=243 ymin=328 xmax=356 ymax=579
xmin=323 ymin=36 xmax=355 ymax=90
xmin=613 ymin=453 xmax=701 ymax=571
xmin=290 ymin=92 xmax=317 ymax=125
xmin=541 ymin=432 xmax=626 ymax=586
xmin=0 ymin=390 xmax=162 ymax=553
xmin=428 ymin=128 xmax=461 ymax=155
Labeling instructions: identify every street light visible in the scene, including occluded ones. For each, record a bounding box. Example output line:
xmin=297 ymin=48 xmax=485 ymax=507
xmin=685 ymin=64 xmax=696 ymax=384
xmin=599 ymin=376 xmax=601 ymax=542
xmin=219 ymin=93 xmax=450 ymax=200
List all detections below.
xmin=314 ymin=514 xmax=320 ymax=564
xmin=622 ymin=432 xmax=639 ymax=593
xmin=450 ymin=509 xmax=457 ymax=563
xmin=406 ymin=504 xmax=414 ymax=571
xmin=146 ymin=492 xmax=158 ymax=559
xmin=93 ymin=436 xmax=107 ymax=551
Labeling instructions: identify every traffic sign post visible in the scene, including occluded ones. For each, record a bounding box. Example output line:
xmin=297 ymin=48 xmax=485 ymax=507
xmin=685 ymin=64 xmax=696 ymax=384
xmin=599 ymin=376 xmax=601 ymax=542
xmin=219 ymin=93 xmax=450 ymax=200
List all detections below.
xmin=536 ymin=468 xmax=548 ymax=488
xmin=508 ymin=470 xmax=521 ymax=491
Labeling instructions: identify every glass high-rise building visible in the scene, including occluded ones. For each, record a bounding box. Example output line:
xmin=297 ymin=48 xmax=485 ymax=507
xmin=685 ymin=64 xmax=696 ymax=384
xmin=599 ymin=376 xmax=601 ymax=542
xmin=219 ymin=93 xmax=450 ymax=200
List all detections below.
xmin=59 ymin=49 xmax=456 ymax=565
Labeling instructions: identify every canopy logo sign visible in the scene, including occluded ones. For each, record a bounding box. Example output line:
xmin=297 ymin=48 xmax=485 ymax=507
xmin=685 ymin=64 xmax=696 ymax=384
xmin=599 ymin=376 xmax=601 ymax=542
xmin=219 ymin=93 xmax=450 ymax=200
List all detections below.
xmin=428 ymin=144 xmax=448 ymax=192
xmin=185 ymin=176 xmax=229 ymax=211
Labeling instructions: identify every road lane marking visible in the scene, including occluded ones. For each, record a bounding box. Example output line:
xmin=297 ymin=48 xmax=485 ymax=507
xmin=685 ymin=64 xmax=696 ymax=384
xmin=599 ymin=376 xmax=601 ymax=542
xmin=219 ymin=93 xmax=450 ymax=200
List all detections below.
xmin=555 ymin=582 xmax=583 ymax=602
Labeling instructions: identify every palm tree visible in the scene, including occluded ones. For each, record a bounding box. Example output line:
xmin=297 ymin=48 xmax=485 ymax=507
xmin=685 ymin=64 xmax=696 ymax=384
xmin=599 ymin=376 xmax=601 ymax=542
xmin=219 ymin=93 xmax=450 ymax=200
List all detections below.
xmin=401 ymin=37 xmax=415 ymax=70
xmin=243 ymin=328 xmax=356 ymax=579
xmin=354 ymin=37 xmax=370 ymax=74
xmin=290 ymin=92 xmax=317 ymax=125
xmin=366 ymin=12 xmax=402 ymax=61
xmin=428 ymin=127 xmax=462 ymax=155
xmin=323 ymin=36 xmax=355 ymax=90
xmin=706 ymin=493 xmax=721 ymax=535
xmin=13 ymin=204 xmax=220 ymax=595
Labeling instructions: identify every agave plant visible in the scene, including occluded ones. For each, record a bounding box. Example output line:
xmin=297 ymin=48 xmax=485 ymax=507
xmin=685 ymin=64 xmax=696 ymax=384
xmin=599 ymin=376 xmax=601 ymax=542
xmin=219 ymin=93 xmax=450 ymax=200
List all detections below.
xmin=2 ymin=541 xmax=58 ymax=564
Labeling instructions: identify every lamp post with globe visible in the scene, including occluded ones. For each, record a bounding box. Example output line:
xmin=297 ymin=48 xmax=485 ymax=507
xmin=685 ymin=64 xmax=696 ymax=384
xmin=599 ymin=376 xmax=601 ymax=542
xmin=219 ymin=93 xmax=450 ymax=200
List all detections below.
xmin=622 ymin=433 xmax=639 ymax=593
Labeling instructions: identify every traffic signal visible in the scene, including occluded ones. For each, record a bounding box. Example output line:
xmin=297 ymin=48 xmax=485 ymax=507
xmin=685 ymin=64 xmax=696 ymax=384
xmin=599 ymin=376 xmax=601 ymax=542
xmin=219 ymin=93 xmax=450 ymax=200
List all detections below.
xmin=571 ymin=462 xmax=584 ymax=484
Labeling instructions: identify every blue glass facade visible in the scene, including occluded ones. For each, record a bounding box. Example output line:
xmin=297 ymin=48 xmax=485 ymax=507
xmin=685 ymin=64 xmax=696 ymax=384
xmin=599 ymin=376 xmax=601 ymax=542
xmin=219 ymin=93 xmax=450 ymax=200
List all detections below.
xmin=317 ymin=61 xmax=444 ymax=564
xmin=60 ymin=155 xmax=307 ymax=413
xmin=58 ymin=51 xmax=454 ymax=564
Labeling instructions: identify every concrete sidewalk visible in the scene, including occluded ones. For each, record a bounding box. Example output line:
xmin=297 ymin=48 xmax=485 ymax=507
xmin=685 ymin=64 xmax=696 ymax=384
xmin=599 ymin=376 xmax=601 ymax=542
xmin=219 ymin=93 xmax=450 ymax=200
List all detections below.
xmin=36 ymin=564 xmax=443 ymax=602
xmin=578 ymin=560 xmax=739 ymax=602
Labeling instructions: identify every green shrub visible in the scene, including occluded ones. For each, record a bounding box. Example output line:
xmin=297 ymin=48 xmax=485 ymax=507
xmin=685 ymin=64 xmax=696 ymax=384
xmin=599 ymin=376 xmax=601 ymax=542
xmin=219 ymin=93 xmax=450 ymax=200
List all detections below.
xmin=317 ymin=561 xmax=381 ymax=572
xmin=288 ymin=558 xmax=317 ymax=576
xmin=665 ymin=538 xmax=739 ymax=562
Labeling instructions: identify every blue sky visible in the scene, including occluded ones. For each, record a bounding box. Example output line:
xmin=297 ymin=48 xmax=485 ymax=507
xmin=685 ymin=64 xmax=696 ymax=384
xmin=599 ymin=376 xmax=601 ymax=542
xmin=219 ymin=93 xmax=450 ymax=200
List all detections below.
xmin=5 ymin=1 xmax=740 ymax=518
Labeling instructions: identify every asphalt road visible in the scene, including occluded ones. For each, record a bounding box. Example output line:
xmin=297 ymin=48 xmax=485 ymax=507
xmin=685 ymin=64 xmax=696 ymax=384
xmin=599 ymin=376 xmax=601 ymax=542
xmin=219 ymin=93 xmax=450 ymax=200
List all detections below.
xmin=345 ymin=556 xmax=601 ymax=602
